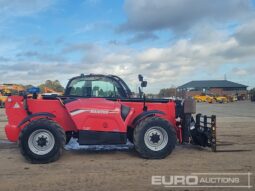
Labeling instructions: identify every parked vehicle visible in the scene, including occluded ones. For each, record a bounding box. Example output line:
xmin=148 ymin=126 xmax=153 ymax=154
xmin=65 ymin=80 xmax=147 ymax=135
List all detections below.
xmin=214 ymin=96 xmax=228 ymax=103
xmin=5 ymin=74 xmax=216 ymax=163
xmin=193 ymin=95 xmax=215 ymax=103
xmin=0 ymin=84 xmax=25 ymax=108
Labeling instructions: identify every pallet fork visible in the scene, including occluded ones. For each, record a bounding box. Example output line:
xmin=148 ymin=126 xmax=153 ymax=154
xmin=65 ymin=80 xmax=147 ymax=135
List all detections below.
xmin=190 ymin=114 xmax=217 ymax=152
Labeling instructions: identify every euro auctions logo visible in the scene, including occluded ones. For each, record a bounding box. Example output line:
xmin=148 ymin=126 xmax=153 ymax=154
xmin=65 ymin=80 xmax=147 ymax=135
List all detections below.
xmin=151 ymin=173 xmax=253 ymax=188
xmin=152 ymin=175 xmax=199 ymax=186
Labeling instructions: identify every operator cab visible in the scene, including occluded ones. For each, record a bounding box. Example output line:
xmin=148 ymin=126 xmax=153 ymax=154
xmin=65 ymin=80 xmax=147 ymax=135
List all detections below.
xmin=64 ymin=74 xmax=132 ymax=98
xmin=62 ymin=74 xmax=171 ymax=104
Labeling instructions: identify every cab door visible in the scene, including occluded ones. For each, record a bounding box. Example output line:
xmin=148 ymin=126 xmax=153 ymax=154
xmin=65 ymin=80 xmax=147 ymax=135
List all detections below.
xmin=65 ymin=98 xmax=129 ymax=145
xmin=64 ymin=76 xmax=131 ymax=145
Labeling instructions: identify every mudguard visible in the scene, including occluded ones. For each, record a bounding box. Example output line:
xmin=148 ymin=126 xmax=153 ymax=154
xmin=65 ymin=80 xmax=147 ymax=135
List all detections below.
xmin=132 ymin=110 xmax=165 ymax=126
xmin=17 ymin=112 xmax=56 ymax=128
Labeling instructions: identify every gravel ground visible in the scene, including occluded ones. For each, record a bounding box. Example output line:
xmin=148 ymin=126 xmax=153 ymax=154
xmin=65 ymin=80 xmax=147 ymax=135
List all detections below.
xmin=0 ymin=101 xmax=254 ymax=191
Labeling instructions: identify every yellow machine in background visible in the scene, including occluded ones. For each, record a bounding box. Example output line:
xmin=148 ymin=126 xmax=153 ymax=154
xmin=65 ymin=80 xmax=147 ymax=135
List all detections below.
xmin=43 ymin=87 xmax=63 ymax=95
xmin=0 ymin=93 xmax=8 ymax=108
xmin=225 ymin=95 xmax=238 ymax=102
xmin=0 ymin=84 xmax=25 ymax=107
xmin=214 ymin=96 xmax=228 ymax=103
xmin=194 ymin=95 xmax=215 ymax=103
xmin=194 ymin=94 xmax=230 ymax=104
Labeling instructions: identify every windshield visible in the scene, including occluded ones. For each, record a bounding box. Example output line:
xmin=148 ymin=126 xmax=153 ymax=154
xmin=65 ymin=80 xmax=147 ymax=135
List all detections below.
xmin=65 ymin=76 xmax=126 ymax=98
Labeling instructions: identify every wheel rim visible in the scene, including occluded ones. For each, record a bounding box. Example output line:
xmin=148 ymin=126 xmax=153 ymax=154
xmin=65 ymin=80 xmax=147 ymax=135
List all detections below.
xmin=144 ymin=126 xmax=168 ymax=151
xmin=28 ymin=129 xmax=55 ymax=155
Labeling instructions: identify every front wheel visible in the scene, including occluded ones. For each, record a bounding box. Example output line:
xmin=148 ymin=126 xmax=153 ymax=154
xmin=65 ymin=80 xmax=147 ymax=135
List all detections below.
xmin=19 ymin=119 xmax=66 ymax=163
xmin=133 ymin=117 xmax=176 ymax=159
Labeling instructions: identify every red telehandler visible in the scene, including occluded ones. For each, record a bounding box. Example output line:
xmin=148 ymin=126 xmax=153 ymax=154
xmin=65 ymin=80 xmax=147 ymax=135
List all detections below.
xmin=5 ymin=74 xmax=216 ymax=163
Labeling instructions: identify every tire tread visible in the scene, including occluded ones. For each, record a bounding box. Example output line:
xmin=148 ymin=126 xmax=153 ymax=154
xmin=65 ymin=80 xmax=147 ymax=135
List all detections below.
xmin=133 ymin=116 xmax=176 ymax=159
xmin=19 ymin=118 xmax=66 ymax=164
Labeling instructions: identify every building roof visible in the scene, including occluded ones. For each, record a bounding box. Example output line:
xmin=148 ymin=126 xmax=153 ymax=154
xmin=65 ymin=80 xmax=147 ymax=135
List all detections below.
xmin=178 ymin=80 xmax=248 ymax=89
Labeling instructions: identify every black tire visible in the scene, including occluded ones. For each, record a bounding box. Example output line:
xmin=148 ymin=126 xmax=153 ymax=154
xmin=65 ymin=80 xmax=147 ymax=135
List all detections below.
xmin=19 ymin=118 xmax=66 ymax=164
xmin=133 ymin=117 xmax=176 ymax=159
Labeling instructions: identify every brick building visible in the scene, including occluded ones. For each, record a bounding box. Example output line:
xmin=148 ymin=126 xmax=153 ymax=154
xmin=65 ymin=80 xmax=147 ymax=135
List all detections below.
xmin=177 ymin=80 xmax=248 ymax=99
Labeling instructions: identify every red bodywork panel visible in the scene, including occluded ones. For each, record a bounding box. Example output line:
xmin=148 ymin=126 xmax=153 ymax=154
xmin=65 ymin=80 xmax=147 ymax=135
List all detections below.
xmin=5 ymin=96 xmax=179 ymax=142
xmin=5 ymin=96 xmax=76 ymax=141
xmin=65 ymin=98 xmax=134 ymax=132
xmin=121 ymin=101 xmax=176 ymax=127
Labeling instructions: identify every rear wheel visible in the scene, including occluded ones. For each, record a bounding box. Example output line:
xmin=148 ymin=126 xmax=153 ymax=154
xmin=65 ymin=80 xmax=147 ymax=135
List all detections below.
xmin=19 ymin=119 xmax=66 ymax=163
xmin=133 ymin=117 xmax=176 ymax=159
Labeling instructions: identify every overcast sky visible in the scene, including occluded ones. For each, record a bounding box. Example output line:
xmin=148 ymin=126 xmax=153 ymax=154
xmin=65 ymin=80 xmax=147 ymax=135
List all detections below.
xmin=0 ymin=0 xmax=254 ymax=93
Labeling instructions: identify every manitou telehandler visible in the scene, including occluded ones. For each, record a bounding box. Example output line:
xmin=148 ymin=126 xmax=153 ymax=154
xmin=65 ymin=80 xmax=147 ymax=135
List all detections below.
xmin=5 ymin=74 xmax=216 ymax=163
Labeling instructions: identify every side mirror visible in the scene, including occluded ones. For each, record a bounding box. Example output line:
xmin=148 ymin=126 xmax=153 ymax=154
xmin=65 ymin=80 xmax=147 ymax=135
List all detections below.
xmin=138 ymin=74 xmax=143 ymax=82
xmin=141 ymin=81 xmax=147 ymax=88
xmin=138 ymin=74 xmax=148 ymax=99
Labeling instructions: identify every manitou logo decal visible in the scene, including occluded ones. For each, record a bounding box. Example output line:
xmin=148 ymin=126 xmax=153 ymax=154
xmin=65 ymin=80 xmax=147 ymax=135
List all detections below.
xmin=151 ymin=173 xmax=253 ymax=188
xmin=70 ymin=109 xmax=119 ymax=116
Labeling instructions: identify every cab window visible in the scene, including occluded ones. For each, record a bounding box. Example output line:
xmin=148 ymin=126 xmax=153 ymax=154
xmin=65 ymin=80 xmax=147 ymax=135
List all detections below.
xmin=66 ymin=77 xmax=124 ymax=98
xmin=69 ymin=79 xmax=85 ymax=96
xmin=92 ymin=80 xmax=118 ymax=97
